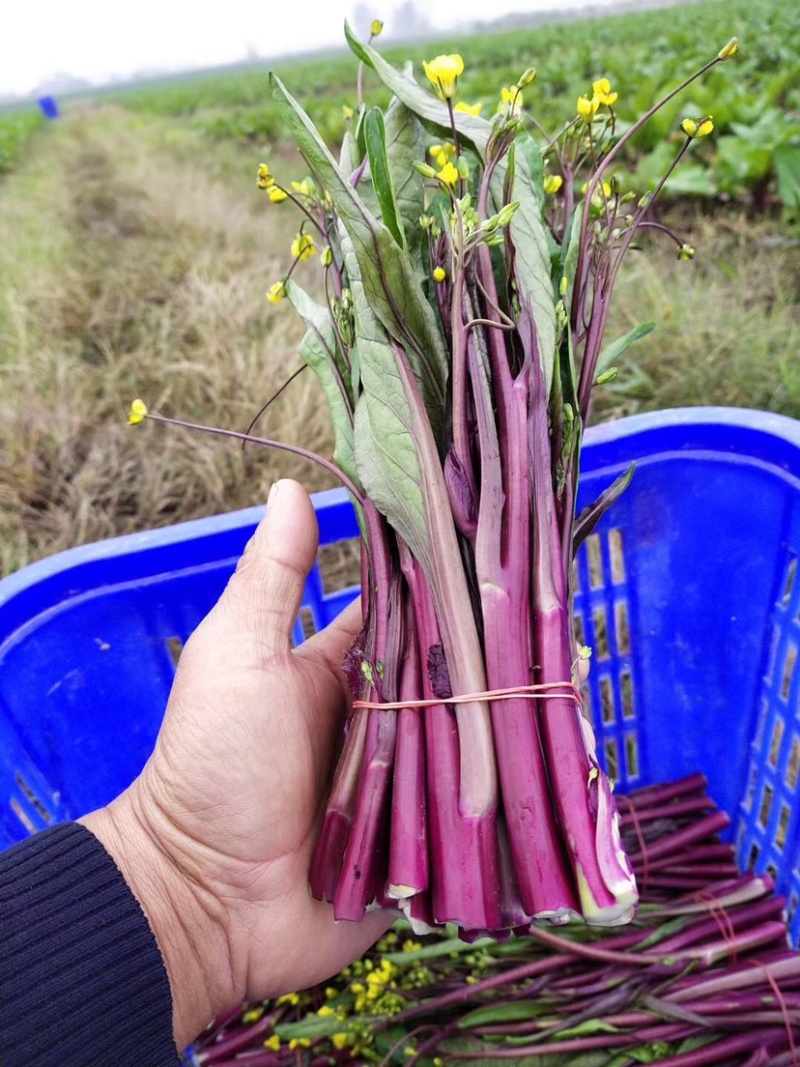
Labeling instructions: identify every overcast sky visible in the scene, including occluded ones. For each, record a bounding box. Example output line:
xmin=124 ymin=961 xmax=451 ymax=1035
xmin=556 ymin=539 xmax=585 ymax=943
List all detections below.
xmin=0 ymin=0 xmax=620 ymax=97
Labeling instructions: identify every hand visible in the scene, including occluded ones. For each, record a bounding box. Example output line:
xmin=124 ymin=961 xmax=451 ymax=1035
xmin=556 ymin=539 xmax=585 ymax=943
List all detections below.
xmin=81 ymin=480 xmax=391 ymax=1049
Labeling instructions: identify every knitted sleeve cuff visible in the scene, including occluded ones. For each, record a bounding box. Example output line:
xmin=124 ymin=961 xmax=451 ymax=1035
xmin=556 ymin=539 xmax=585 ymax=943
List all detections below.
xmin=0 ymin=822 xmax=180 ymax=1067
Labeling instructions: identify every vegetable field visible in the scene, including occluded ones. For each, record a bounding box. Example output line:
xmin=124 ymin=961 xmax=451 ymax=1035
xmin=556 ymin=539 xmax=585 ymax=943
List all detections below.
xmin=0 ymin=108 xmax=44 ymax=174
xmin=112 ymin=0 xmax=800 ymax=213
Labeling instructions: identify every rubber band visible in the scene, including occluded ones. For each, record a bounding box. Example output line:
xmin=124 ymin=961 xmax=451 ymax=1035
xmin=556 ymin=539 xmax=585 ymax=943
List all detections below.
xmin=352 ymin=681 xmax=582 ymax=712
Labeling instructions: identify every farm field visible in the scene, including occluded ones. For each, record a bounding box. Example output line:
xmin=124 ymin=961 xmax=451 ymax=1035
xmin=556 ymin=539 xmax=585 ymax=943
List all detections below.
xmin=0 ymin=0 xmax=799 ymax=575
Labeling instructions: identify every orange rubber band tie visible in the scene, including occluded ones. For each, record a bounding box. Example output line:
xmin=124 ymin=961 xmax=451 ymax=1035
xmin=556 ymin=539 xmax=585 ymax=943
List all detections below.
xmin=351 ymin=680 xmax=583 ymax=711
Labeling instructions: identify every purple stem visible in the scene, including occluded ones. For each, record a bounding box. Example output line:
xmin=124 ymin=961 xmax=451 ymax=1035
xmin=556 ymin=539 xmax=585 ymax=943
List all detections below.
xmin=388 ymin=607 xmax=429 ymax=899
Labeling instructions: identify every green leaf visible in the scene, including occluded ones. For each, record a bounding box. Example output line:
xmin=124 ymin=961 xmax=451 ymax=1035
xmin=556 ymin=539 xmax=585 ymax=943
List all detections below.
xmin=383 ymin=97 xmax=427 ymax=261
xmin=504 ymin=149 xmax=557 ymax=392
xmin=458 ymin=1000 xmax=547 ymax=1029
xmin=385 ymin=934 xmax=493 ymax=965
xmin=339 ymin=127 xmax=360 ymax=176
xmin=774 ymin=143 xmax=800 ymax=209
xmin=364 ymin=107 xmax=406 ymax=249
xmin=284 ymin=280 xmax=360 ymax=493
xmin=270 ymin=72 xmax=447 ymax=433
xmin=573 ymin=465 xmax=634 ymax=553
xmin=596 ymin=322 xmax=656 ymax=377
xmin=344 ymin=21 xmax=491 ymax=155
xmin=558 ymin=1019 xmax=621 ymax=1039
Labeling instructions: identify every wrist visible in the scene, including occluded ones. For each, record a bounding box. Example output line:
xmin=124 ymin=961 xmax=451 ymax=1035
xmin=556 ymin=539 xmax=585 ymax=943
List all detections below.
xmin=79 ymin=786 xmax=236 ymax=1049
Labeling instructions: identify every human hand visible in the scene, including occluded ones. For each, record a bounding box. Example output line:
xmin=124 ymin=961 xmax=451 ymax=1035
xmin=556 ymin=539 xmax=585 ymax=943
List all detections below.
xmin=81 ymin=480 xmax=391 ymax=1049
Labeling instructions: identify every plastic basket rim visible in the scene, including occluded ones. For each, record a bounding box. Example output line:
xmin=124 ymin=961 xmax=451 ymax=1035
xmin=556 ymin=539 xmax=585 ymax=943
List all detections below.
xmin=2 ymin=405 xmax=799 ymax=610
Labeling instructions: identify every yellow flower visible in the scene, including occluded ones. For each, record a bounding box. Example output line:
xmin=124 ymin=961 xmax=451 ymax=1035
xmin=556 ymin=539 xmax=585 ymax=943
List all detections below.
xmin=404 ymin=1048 xmax=416 ymax=1058
xmin=291 ymin=178 xmax=315 ymax=196
xmin=370 ymin=19 xmax=384 ymax=36
xmin=128 ymin=399 xmax=148 ymax=425
xmin=291 ymin=233 xmax=317 ymax=261
xmin=266 ymin=281 xmax=287 ymax=304
xmin=317 ymin=1005 xmax=335 ymax=1017
xmin=402 ymin=939 xmax=423 ymax=952
xmin=343 ymin=104 xmax=354 ymax=120
xmin=276 ymin=992 xmax=300 ymax=1006
xmin=543 ymin=174 xmax=563 ymax=195
xmin=682 ymin=116 xmax=714 ymax=137
xmin=289 ymin=1038 xmax=312 ymax=1050
xmin=332 ymin=1033 xmax=351 ymax=1050
xmin=321 ymin=245 xmax=333 ymax=267
xmin=256 ymin=163 xmax=274 ymax=189
xmin=267 ymin=186 xmax=287 ymax=203
xmin=264 ymin=1035 xmax=280 ymax=1051
xmin=433 ymin=266 xmax=446 ymax=283
xmin=242 ymin=1008 xmax=264 ymax=1024
xmin=677 ymin=243 xmax=696 ymax=261
xmin=455 ymin=100 xmax=482 ymax=116
xmin=422 ymin=54 xmax=464 ymax=100
xmin=580 ymin=180 xmax=612 ymax=199
xmin=718 ymin=37 xmax=739 ymax=60
xmin=429 ymin=142 xmax=455 ymax=168
xmin=592 ymin=78 xmax=618 ymax=106
xmin=437 ymin=161 xmax=459 ymax=187
xmin=325 ymin=987 xmax=338 ymax=1000
xmin=499 ymin=85 xmax=523 ymax=116
xmin=577 ymin=95 xmax=600 ymax=121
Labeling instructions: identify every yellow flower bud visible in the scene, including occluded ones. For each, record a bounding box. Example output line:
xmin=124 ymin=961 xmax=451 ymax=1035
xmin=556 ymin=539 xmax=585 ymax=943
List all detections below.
xmin=433 ymin=266 xmax=446 ymax=283
xmin=718 ymin=37 xmax=739 ymax=60
xmin=127 ymin=399 xmax=148 ymax=425
xmin=422 ymin=54 xmax=464 ymax=100
xmin=276 ymin=992 xmax=300 ymax=1006
xmin=289 ymin=1038 xmax=312 ymax=1050
xmin=291 ymin=233 xmax=317 ymax=261
xmin=577 ymin=95 xmax=600 ymax=121
xmin=266 ymin=281 xmax=287 ymax=304
xmin=559 ymin=275 xmax=568 ymax=297
xmin=414 ymin=160 xmax=437 ymax=179
xmin=677 ymin=243 xmax=696 ymax=261
xmin=321 ymin=246 xmax=333 ymax=267
xmin=454 ymin=100 xmax=482 ymax=116
xmin=332 ymin=1033 xmax=351 ymax=1050
xmin=291 ymin=178 xmax=315 ymax=196
xmin=499 ymin=85 xmax=522 ymax=116
xmin=264 ymin=1035 xmax=280 ymax=1051
xmin=517 ymin=67 xmax=537 ymax=88
xmin=429 ymin=142 xmax=455 ymax=168
xmin=267 ymin=186 xmax=287 ymax=202
xmin=681 ymin=116 xmax=713 ymax=138
xmin=370 ymin=19 xmax=384 ymax=36
xmin=317 ymin=1005 xmax=335 ymax=1017
xmin=343 ymin=104 xmax=354 ymax=120
xmin=543 ymin=174 xmax=563 ymax=195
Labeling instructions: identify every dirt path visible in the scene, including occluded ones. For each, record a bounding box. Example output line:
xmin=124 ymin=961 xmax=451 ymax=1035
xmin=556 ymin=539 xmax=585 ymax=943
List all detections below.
xmin=0 ymin=106 xmax=335 ymax=574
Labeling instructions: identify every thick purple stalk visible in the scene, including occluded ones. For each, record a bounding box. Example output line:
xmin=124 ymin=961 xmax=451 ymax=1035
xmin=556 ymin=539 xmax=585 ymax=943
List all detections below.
xmin=309 ymin=711 xmax=368 ymax=901
xmin=197 ymin=1015 xmax=277 ymax=1064
xmin=464 ymin=294 xmax=578 ymax=921
xmin=333 ymin=505 xmax=400 ymax=919
xmin=402 ymin=553 xmax=496 ymax=929
xmin=669 ymin=952 xmax=800 ymax=1002
xmin=527 ymin=344 xmax=637 ymax=924
xmin=644 ymin=1030 xmax=798 ymax=1067
xmin=625 ymin=774 xmax=708 ymax=808
xmin=657 ymin=897 xmax=786 ymax=954
xmin=455 ymin=1022 xmax=692 ymax=1058
xmin=626 ymin=812 xmax=730 ymax=865
xmin=388 ymin=622 xmax=429 ymax=900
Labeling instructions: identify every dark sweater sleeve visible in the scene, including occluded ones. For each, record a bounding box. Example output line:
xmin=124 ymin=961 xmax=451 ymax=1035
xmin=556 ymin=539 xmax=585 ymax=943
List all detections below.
xmin=0 ymin=822 xmax=180 ymax=1067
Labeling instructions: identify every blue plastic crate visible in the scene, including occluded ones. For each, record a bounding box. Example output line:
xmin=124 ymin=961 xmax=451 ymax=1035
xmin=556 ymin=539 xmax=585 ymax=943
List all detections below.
xmin=3 ymin=407 xmax=800 ymax=940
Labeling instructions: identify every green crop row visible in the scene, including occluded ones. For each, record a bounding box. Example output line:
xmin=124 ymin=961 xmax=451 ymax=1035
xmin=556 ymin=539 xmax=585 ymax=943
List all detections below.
xmin=0 ymin=109 xmax=46 ymax=175
xmin=113 ymin=0 xmax=800 ymax=212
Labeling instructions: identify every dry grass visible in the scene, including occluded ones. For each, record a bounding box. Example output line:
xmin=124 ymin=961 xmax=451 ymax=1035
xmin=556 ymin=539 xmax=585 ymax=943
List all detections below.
xmin=0 ymin=106 xmax=337 ymax=574
xmin=1 ymin=108 xmax=799 ymax=575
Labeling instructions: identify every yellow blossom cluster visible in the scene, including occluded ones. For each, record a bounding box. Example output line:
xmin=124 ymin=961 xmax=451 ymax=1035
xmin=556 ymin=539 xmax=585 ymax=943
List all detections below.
xmin=577 ymin=77 xmax=619 ymax=122
xmin=544 ymin=174 xmax=563 ymax=195
xmin=128 ymin=399 xmax=148 ymax=425
xmin=349 ymin=957 xmax=403 ymax=1015
xmin=266 ymin=281 xmax=287 ymax=305
xmin=499 ymin=85 xmax=523 ymax=117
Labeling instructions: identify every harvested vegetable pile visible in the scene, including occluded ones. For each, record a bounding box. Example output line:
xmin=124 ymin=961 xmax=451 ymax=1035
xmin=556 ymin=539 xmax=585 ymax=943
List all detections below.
xmin=188 ymin=775 xmax=800 ymax=1067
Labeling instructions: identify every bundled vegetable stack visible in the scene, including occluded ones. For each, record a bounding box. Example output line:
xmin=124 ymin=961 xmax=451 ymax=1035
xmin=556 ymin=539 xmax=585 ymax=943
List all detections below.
xmin=189 ymin=774 xmax=800 ymax=1067
xmin=251 ymin=29 xmax=743 ymax=935
xmin=132 ymin=28 xmax=741 ymax=935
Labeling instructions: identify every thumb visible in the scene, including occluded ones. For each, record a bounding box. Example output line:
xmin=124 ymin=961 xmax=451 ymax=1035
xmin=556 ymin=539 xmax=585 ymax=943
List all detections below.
xmin=211 ymin=479 xmax=319 ymax=657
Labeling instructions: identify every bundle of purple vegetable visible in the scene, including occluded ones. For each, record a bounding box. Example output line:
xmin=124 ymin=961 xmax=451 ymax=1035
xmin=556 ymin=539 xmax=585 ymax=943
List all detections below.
xmin=260 ymin=29 xmax=743 ymax=934
xmin=189 ymin=775 xmax=800 ymax=1067
xmin=131 ymin=29 xmax=742 ymax=933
